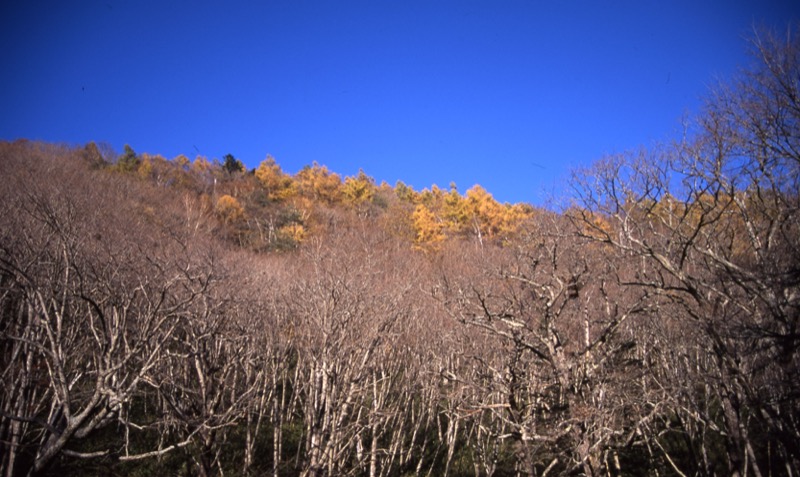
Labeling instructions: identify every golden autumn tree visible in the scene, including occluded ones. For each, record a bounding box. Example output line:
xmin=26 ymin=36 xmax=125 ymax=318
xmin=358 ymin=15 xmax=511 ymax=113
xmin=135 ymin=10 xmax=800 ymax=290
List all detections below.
xmin=215 ymin=194 xmax=245 ymax=224
xmin=295 ymin=162 xmax=342 ymax=205
xmin=417 ymin=184 xmax=445 ymax=212
xmin=412 ymin=203 xmax=445 ymax=248
xmin=255 ymin=156 xmax=296 ymax=201
xmin=394 ymin=180 xmax=418 ymax=203
xmin=342 ymin=169 xmax=376 ymax=207
xmin=464 ymin=185 xmax=505 ymax=242
xmin=442 ymin=183 xmax=470 ymax=234
xmin=278 ymin=222 xmax=306 ymax=245
xmin=136 ymin=153 xmax=173 ymax=184
xmin=498 ymin=202 xmax=534 ymax=239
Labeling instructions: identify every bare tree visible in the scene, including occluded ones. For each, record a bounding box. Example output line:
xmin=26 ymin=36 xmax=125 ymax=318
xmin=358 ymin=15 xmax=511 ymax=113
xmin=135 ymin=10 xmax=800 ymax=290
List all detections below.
xmin=569 ymin=25 xmax=800 ymax=476
xmin=437 ymin=217 xmax=652 ymax=476
xmin=0 ymin=143 xmax=221 ymax=476
xmin=281 ymin=221 xmax=417 ymax=477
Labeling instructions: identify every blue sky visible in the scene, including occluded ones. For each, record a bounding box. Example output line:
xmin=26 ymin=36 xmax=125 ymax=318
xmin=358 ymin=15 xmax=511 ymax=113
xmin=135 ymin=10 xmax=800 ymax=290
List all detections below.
xmin=1 ymin=1 xmax=797 ymax=205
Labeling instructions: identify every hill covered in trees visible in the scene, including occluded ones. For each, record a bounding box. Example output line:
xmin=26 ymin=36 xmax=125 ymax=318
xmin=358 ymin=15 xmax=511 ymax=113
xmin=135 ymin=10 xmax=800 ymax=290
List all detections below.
xmin=1 ymin=27 xmax=798 ymax=477
xmin=66 ymin=138 xmax=538 ymax=253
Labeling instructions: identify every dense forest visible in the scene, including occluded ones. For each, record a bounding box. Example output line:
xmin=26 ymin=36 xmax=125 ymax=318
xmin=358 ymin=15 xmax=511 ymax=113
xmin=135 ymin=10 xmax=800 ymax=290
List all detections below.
xmin=1 ymin=28 xmax=798 ymax=477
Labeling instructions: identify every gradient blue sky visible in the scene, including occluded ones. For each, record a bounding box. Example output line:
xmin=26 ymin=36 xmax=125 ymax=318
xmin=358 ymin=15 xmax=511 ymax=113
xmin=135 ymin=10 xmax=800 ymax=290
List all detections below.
xmin=1 ymin=1 xmax=797 ymax=205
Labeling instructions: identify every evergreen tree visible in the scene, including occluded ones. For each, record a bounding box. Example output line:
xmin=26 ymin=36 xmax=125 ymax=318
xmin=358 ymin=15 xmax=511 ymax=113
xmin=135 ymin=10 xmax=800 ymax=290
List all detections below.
xmin=117 ymin=144 xmax=139 ymax=172
xmin=222 ymin=153 xmax=244 ymax=174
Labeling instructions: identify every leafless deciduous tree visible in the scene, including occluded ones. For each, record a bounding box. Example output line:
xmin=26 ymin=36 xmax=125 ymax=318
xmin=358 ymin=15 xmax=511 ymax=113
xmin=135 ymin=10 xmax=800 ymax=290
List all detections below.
xmin=569 ymin=26 xmax=799 ymax=477
xmin=0 ymin=143 xmax=223 ymax=476
xmin=438 ymin=215 xmax=651 ymax=476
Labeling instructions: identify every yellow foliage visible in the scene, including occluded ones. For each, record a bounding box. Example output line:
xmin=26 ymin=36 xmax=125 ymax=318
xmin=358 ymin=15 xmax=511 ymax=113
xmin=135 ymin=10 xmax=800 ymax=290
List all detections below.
xmin=442 ymin=186 xmax=469 ymax=233
xmin=192 ymin=156 xmax=212 ymax=174
xmin=295 ymin=162 xmax=342 ymax=204
xmin=394 ymin=181 xmax=418 ymax=202
xmin=412 ymin=204 xmax=445 ymax=248
xmin=498 ymin=202 xmax=534 ymax=239
xmin=279 ymin=223 xmax=306 ymax=243
xmin=215 ymin=194 xmax=245 ymax=223
xmin=342 ymin=170 xmax=376 ymax=206
xmin=255 ymin=156 xmax=296 ymax=201
xmin=418 ymin=185 xmax=445 ymax=211
xmin=136 ymin=153 xmax=174 ymax=184
xmin=465 ymin=185 xmax=505 ymax=239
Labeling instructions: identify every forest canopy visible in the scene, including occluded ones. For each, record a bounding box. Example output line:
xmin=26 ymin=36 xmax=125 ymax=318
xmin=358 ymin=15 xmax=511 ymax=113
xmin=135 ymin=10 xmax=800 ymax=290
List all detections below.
xmin=1 ymin=26 xmax=798 ymax=477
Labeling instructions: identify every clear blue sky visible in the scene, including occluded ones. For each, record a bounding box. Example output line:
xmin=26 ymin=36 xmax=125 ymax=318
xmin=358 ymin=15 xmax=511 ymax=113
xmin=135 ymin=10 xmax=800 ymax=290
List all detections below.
xmin=1 ymin=1 xmax=797 ymax=205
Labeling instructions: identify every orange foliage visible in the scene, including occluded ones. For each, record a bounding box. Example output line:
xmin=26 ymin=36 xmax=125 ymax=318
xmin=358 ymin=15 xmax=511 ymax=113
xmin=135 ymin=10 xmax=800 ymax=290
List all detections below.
xmin=412 ymin=203 xmax=445 ymax=249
